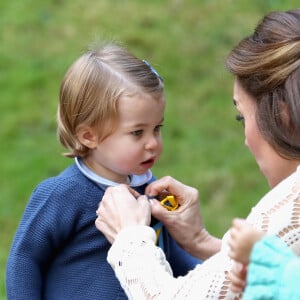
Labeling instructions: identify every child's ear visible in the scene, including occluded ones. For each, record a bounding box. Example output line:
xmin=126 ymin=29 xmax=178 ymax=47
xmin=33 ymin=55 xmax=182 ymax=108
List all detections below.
xmin=77 ymin=125 xmax=98 ymax=149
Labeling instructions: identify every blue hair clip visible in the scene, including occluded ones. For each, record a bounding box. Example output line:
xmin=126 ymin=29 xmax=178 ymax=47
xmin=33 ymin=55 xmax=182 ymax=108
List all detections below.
xmin=143 ymin=59 xmax=164 ymax=82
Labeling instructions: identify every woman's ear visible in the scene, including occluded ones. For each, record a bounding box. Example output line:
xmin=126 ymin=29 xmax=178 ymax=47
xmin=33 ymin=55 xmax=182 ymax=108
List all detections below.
xmin=77 ymin=125 xmax=98 ymax=149
xmin=279 ymin=100 xmax=290 ymax=128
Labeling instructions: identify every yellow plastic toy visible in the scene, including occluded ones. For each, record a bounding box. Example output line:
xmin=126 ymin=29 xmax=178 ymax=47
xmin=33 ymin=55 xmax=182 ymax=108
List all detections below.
xmin=160 ymin=195 xmax=179 ymax=211
xmin=147 ymin=194 xmax=179 ymax=211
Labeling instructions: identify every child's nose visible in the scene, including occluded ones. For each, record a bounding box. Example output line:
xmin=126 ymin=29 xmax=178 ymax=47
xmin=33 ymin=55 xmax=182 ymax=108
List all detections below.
xmin=145 ymin=136 xmax=159 ymax=150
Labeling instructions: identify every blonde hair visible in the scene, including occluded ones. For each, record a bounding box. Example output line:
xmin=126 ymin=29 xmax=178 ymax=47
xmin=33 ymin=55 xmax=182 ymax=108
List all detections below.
xmin=57 ymin=42 xmax=164 ymax=158
xmin=226 ymin=9 xmax=300 ymax=159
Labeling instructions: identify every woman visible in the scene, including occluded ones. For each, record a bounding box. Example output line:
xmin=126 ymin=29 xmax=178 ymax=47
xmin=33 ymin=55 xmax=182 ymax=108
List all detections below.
xmin=96 ymin=9 xmax=300 ymax=299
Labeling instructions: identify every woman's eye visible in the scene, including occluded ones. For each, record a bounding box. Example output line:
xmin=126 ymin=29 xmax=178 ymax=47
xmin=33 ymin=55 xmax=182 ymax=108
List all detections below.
xmin=154 ymin=124 xmax=163 ymax=132
xmin=236 ymin=114 xmax=245 ymax=126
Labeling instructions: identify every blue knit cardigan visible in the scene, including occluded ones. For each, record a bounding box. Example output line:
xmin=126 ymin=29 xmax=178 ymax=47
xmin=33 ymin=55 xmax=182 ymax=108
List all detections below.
xmin=6 ymin=163 xmax=200 ymax=299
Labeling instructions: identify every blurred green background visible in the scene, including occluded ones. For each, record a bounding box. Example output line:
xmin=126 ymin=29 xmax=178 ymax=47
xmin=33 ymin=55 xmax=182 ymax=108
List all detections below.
xmin=1 ymin=0 xmax=299 ymax=298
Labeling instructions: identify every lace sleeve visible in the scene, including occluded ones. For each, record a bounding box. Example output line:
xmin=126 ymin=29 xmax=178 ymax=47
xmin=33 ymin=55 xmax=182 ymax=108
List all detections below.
xmin=107 ymin=226 xmax=241 ymax=299
xmin=107 ymin=167 xmax=300 ymax=300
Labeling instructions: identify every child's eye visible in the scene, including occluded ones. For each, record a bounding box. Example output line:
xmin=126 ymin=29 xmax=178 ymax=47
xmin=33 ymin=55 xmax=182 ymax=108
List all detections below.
xmin=131 ymin=130 xmax=143 ymax=136
xmin=236 ymin=114 xmax=245 ymax=126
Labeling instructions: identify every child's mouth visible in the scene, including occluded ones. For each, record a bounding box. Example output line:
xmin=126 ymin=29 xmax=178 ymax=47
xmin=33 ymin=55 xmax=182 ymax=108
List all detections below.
xmin=141 ymin=158 xmax=155 ymax=166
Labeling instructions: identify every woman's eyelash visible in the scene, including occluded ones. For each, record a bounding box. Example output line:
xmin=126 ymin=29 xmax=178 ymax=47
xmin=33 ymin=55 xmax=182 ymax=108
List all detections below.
xmin=236 ymin=114 xmax=244 ymax=122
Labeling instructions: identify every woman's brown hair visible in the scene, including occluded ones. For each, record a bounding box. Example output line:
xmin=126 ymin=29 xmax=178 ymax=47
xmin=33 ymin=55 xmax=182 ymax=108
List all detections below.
xmin=226 ymin=9 xmax=300 ymax=159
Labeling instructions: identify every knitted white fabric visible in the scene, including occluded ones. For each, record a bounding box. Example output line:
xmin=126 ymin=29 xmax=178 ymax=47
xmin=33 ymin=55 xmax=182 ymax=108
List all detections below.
xmin=107 ymin=166 xmax=300 ymax=299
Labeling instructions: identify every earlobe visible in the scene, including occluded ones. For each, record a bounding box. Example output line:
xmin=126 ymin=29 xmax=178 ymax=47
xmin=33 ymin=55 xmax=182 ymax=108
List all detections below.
xmin=77 ymin=125 xmax=97 ymax=149
xmin=279 ymin=101 xmax=290 ymax=128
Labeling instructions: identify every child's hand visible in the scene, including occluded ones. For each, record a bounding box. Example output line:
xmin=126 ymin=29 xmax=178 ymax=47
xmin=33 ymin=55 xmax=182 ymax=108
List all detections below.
xmin=228 ymin=218 xmax=265 ymax=293
xmin=228 ymin=219 xmax=264 ymax=293
xmin=228 ymin=262 xmax=247 ymax=293
xmin=228 ymin=218 xmax=264 ymax=265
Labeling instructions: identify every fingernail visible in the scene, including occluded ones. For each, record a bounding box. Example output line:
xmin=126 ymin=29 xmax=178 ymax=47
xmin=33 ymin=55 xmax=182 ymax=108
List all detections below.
xmin=144 ymin=195 xmax=154 ymax=204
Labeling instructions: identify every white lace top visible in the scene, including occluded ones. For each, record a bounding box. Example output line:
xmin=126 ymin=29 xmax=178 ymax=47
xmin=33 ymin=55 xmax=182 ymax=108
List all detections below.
xmin=107 ymin=166 xmax=300 ymax=299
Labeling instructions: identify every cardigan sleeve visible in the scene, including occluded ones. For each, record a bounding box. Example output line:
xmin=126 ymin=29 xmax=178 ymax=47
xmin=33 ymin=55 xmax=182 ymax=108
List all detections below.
xmin=105 ymin=167 xmax=300 ymax=299
xmin=244 ymin=235 xmax=300 ymax=300
xmin=6 ymin=178 xmax=81 ymax=299
xmin=107 ymin=225 xmax=241 ymax=299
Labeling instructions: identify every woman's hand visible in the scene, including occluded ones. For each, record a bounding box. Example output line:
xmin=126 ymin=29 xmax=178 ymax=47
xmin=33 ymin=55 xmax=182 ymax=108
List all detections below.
xmin=95 ymin=184 xmax=151 ymax=243
xmin=146 ymin=176 xmax=221 ymax=259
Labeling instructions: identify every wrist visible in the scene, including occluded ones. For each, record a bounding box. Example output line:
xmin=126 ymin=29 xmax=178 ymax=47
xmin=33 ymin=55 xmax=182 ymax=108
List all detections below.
xmin=184 ymin=227 xmax=221 ymax=260
xmin=114 ymin=225 xmax=156 ymax=245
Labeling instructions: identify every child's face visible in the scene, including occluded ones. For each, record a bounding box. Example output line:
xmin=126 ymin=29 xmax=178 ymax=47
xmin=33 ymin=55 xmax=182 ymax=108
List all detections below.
xmin=85 ymin=93 xmax=165 ymax=183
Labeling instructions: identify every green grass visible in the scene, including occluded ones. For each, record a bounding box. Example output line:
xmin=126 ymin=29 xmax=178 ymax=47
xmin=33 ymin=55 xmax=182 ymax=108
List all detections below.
xmin=1 ymin=0 xmax=299 ymax=298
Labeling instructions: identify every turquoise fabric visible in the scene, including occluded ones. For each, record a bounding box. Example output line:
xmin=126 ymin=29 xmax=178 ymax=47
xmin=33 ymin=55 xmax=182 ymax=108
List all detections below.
xmin=244 ymin=235 xmax=300 ymax=300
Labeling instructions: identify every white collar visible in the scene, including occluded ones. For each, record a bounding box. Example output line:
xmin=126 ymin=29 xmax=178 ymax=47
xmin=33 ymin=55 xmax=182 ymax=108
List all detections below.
xmin=75 ymin=157 xmax=153 ymax=187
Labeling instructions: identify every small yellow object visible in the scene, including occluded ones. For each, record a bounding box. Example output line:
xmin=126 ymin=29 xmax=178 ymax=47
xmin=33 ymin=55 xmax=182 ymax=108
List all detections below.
xmin=160 ymin=195 xmax=179 ymax=211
